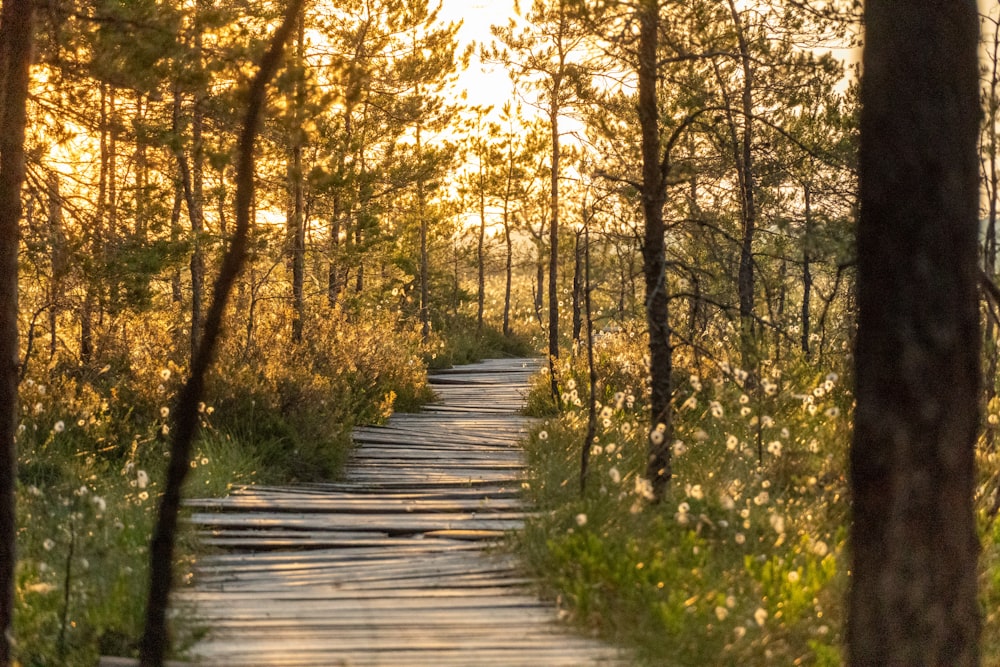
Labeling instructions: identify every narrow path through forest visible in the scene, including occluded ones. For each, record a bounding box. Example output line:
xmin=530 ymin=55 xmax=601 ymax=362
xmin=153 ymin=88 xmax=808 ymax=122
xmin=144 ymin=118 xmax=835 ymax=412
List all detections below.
xmin=179 ymin=358 xmax=627 ymax=666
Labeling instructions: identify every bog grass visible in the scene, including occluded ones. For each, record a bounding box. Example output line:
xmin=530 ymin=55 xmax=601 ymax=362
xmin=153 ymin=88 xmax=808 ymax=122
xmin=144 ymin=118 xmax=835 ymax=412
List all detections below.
xmin=513 ymin=328 xmax=1000 ymax=666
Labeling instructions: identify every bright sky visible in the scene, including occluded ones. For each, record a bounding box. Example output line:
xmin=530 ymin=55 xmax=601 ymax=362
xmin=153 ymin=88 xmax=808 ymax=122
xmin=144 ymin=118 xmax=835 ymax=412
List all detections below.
xmin=437 ymin=0 xmax=519 ymax=109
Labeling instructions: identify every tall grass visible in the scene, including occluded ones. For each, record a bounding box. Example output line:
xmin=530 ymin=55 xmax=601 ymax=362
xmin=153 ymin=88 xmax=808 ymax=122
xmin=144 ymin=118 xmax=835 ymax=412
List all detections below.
xmin=514 ymin=328 xmax=1000 ymax=665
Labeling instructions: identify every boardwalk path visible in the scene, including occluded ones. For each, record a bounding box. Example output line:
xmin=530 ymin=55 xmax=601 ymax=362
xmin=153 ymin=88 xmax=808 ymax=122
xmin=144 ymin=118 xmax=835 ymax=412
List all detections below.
xmin=181 ymin=358 xmax=626 ymax=666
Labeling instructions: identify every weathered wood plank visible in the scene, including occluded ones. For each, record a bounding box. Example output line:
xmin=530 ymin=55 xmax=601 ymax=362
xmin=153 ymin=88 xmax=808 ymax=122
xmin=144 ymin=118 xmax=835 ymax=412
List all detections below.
xmin=181 ymin=358 xmax=627 ymax=665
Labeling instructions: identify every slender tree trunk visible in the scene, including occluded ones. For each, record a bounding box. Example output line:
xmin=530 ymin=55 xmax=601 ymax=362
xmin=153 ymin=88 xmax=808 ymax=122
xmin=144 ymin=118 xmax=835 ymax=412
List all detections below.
xmin=477 ymin=163 xmax=486 ymax=330
xmin=416 ymin=122 xmax=430 ymax=340
xmin=534 ymin=234 xmax=545 ymax=323
xmin=801 ymin=182 xmax=813 ymax=357
xmin=502 ymin=211 xmax=513 ymax=336
xmin=189 ymin=12 xmax=206 ymax=358
xmin=547 ymin=101 xmax=561 ymax=403
xmin=849 ymin=3 xmax=981 ymax=664
xmin=580 ymin=220 xmax=596 ymax=492
xmin=328 ymin=113 xmax=351 ymax=308
xmin=139 ymin=3 xmax=303 ymax=664
xmin=572 ymin=227 xmax=583 ymax=346
xmin=328 ymin=195 xmax=342 ymax=307
xmin=637 ymin=0 xmax=673 ymax=501
xmin=0 ymin=1 xmax=33 ymax=662
xmin=726 ymin=0 xmax=758 ymax=373
xmin=48 ymin=173 xmax=64 ymax=360
xmin=289 ymin=14 xmax=306 ymax=343
xmin=135 ymin=95 xmax=148 ymax=242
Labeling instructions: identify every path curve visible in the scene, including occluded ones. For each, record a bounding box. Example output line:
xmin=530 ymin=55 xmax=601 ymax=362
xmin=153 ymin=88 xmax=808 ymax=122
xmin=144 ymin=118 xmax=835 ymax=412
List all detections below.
xmin=181 ymin=358 xmax=626 ymax=666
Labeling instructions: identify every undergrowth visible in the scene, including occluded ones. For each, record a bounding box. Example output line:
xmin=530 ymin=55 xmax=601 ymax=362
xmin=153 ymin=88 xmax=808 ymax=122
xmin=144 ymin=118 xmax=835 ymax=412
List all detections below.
xmin=514 ymin=326 xmax=1000 ymax=666
xmin=12 ymin=306 xmax=435 ymax=665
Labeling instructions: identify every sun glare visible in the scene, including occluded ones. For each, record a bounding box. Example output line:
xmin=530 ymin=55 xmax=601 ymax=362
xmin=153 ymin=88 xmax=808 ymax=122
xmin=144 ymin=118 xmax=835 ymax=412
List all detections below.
xmin=438 ymin=0 xmax=518 ymax=109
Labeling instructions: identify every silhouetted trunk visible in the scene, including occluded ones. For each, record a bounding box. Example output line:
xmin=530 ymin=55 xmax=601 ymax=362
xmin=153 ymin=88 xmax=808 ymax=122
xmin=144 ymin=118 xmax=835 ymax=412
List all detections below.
xmin=502 ymin=212 xmax=513 ymax=336
xmin=288 ymin=15 xmax=305 ymax=343
xmin=47 ymin=173 xmax=64 ymax=360
xmin=727 ymin=0 xmax=758 ymax=374
xmin=477 ymin=165 xmax=486 ymax=330
xmin=801 ymin=182 xmax=812 ymax=357
xmin=417 ymin=125 xmax=429 ymax=340
xmin=580 ymin=221 xmax=596 ymax=492
xmin=572 ymin=228 xmax=583 ymax=346
xmin=190 ymin=25 xmax=206 ymax=358
xmin=547 ymin=101 xmax=561 ymax=403
xmin=637 ymin=0 xmax=673 ymax=501
xmin=0 ymin=0 xmax=33 ymax=661
xmin=534 ymin=235 xmax=544 ymax=323
xmin=849 ymin=3 xmax=981 ymax=665
xmin=139 ymin=3 xmax=303 ymax=663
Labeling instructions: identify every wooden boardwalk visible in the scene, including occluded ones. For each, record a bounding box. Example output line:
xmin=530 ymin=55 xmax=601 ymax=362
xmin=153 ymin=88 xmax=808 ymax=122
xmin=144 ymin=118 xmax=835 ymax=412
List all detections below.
xmin=181 ymin=358 xmax=626 ymax=666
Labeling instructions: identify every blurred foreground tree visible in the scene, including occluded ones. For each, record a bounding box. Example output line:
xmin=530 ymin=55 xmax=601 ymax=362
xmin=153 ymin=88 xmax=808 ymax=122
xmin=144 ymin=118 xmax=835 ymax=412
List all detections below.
xmin=0 ymin=0 xmax=33 ymax=663
xmin=849 ymin=1 xmax=981 ymax=664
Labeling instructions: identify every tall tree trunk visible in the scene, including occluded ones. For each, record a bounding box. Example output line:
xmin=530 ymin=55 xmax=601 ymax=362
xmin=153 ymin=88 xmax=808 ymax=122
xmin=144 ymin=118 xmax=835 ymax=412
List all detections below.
xmin=477 ymin=163 xmax=486 ymax=330
xmin=328 ymin=195 xmax=342 ymax=307
xmin=417 ymin=124 xmax=429 ymax=340
xmin=0 ymin=0 xmax=33 ymax=662
xmin=983 ymin=15 xmax=1000 ymax=449
xmin=288 ymin=14 xmax=306 ymax=343
xmin=637 ymin=0 xmax=673 ymax=501
xmin=534 ymin=233 xmax=545 ymax=323
xmin=849 ymin=3 xmax=981 ymax=664
xmin=502 ymin=211 xmax=513 ymax=336
xmin=726 ymin=0 xmax=758 ymax=374
xmin=580 ymin=219 xmax=596 ymax=492
xmin=801 ymin=182 xmax=812 ymax=357
xmin=572 ymin=227 xmax=583 ymax=346
xmin=47 ymin=173 xmax=64 ymax=360
xmin=189 ymin=14 xmax=206 ymax=358
xmin=134 ymin=95 xmax=148 ymax=242
xmin=547 ymin=100 xmax=561 ymax=403
xmin=139 ymin=3 xmax=303 ymax=663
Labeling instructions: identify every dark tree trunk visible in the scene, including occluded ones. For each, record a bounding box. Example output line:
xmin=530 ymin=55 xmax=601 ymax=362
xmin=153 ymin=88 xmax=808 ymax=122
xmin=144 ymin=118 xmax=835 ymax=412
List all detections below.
xmin=637 ymin=0 xmax=673 ymax=502
xmin=502 ymin=212 xmax=513 ymax=337
xmin=139 ymin=3 xmax=303 ymax=663
xmin=801 ymin=182 xmax=812 ymax=357
xmin=0 ymin=0 xmax=32 ymax=661
xmin=580 ymin=220 xmax=596 ymax=492
xmin=849 ymin=2 xmax=981 ymax=665
xmin=534 ymin=236 xmax=545 ymax=323
xmin=47 ymin=173 xmax=64 ymax=360
xmin=547 ymin=102 xmax=561 ymax=404
xmin=190 ymin=81 xmax=205 ymax=358
xmin=417 ymin=126 xmax=429 ymax=340
xmin=726 ymin=0 xmax=758 ymax=372
xmin=477 ymin=167 xmax=486 ymax=330
xmin=572 ymin=228 xmax=583 ymax=346
xmin=288 ymin=15 xmax=306 ymax=343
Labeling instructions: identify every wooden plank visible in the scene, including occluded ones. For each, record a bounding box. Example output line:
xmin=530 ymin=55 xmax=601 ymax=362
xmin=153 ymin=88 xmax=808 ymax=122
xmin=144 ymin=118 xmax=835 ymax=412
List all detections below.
xmin=182 ymin=358 xmax=627 ymax=665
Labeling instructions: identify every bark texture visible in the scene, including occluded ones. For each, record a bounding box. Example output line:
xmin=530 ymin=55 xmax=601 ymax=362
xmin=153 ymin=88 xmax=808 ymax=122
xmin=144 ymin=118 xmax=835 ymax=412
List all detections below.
xmin=636 ymin=0 xmax=673 ymax=501
xmin=849 ymin=2 xmax=982 ymax=664
xmin=0 ymin=1 xmax=32 ymax=663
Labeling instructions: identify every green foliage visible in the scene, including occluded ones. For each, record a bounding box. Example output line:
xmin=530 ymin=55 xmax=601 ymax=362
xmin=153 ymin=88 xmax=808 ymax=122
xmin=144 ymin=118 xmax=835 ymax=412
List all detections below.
xmin=516 ymin=330 xmax=856 ymax=666
xmin=427 ymin=314 xmax=536 ymax=370
xmin=12 ymin=300 xmax=434 ymax=662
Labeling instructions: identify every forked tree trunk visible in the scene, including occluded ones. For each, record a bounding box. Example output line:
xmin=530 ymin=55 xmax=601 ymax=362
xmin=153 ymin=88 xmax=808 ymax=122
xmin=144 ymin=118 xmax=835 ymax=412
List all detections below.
xmin=0 ymin=0 xmax=33 ymax=662
xmin=849 ymin=2 xmax=981 ymax=664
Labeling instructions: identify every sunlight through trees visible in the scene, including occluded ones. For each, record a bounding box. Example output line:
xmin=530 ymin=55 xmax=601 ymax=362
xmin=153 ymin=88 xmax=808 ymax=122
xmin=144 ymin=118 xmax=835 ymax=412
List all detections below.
xmin=1 ymin=0 xmax=999 ymax=664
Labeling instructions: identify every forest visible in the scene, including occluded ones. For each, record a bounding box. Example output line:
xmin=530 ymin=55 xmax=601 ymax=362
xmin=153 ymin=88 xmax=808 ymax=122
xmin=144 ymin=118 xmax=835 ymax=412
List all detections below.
xmin=0 ymin=0 xmax=996 ymax=665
